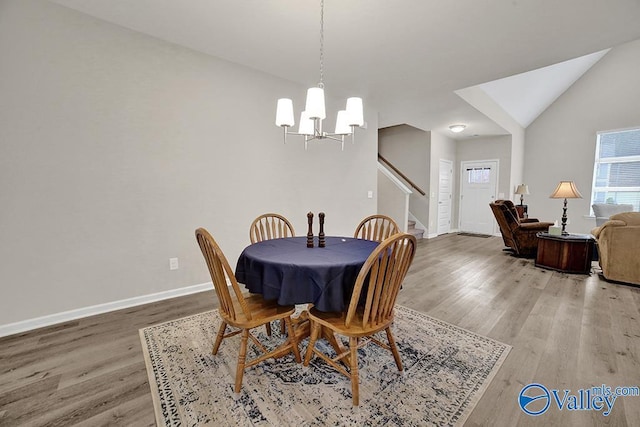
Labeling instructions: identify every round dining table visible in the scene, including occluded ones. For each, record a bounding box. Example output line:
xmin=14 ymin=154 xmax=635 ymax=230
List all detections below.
xmin=234 ymin=236 xmax=379 ymax=313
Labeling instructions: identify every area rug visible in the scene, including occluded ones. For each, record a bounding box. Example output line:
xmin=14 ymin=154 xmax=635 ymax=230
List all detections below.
xmin=457 ymin=232 xmax=492 ymax=238
xmin=140 ymin=305 xmax=510 ymax=426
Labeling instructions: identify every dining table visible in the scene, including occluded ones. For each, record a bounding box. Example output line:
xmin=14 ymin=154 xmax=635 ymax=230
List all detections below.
xmin=234 ymin=235 xmax=379 ymax=361
xmin=235 ymin=236 xmax=379 ymax=312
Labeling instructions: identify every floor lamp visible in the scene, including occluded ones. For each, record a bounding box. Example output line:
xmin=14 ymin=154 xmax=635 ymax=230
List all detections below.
xmin=549 ymin=181 xmax=583 ymax=234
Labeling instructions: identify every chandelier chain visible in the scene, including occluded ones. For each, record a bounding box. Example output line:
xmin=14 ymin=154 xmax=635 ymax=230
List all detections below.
xmin=319 ymin=0 xmax=324 ymax=88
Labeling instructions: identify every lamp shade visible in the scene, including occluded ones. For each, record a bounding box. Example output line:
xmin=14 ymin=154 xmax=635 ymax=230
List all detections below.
xmin=298 ymin=111 xmax=314 ymax=135
xmin=550 ymin=181 xmax=583 ymax=199
xmin=275 ymin=98 xmax=295 ymax=127
xmin=334 ymin=110 xmax=352 ymax=135
xmin=514 ymin=184 xmax=529 ymax=195
xmin=345 ymin=97 xmax=364 ymax=127
xmin=305 ymin=87 xmax=326 ymax=120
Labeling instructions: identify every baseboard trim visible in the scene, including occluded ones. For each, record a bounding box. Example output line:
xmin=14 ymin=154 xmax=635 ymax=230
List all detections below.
xmin=0 ymin=282 xmax=212 ymax=338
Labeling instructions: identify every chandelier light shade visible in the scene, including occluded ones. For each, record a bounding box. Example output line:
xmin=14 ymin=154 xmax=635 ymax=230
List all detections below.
xmin=514 ymin=184 xmax=529 ymax=206
xmin=275 ymin=99 xmax=295 ymax=127
xmin=549 ymin=181 xmax=583 ymax=234
xmin=275 ymin=0 xmax=364 ymax=150
xmin=346 ymin=97 xmax=364 ymax=127
xmin=298 ymin=111 xmax=314 ymax=135
xmin=305 ymin=87 xmax=326 ymax=120
xmin=334 ymin=110 xmax=352 ymax=135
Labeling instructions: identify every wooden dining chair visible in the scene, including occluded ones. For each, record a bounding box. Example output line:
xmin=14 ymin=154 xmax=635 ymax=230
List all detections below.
xmin=195 ymin=227 xmax=302 ymax=393
xmin=249 ymin=213 xmax=296 ymax=335
xmin=249 ymin=213 xmax=295 ymax=244
xmin=353 ymin=214 xmax=400 ymax=242
xmin=303 ymin=232 xmax=417 ymax=405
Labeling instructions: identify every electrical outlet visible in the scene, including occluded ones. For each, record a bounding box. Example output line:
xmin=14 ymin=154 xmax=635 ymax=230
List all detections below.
xmin=169 ymin=257 xmax=179 ymax=270
xmin=367 ymin=190 xmax=373 ymax=199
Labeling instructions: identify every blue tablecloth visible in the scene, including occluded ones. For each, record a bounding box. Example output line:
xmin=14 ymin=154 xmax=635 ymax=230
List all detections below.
xmin=235 ymin=236 xmax=378 ymax=312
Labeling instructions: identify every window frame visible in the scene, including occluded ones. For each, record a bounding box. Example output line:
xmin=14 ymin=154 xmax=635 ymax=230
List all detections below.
xmin=590 ymin=126 xmax=640 ymax=214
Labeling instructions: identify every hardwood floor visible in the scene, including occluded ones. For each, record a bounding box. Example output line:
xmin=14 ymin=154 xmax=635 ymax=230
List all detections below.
xmin=1 ymin=234 xmax=639 ymax=426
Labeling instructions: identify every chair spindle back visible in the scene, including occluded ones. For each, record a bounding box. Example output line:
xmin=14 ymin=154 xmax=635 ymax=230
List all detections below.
xmin=250 ymin=213 xmax=295 ymax=244
xmin=354 ymin=214 xmax=400 ymax=242
xmin=195 ymin=228 xmax=252 ymax=322
xmin=346 ymin=233 xmax=416 ymax=328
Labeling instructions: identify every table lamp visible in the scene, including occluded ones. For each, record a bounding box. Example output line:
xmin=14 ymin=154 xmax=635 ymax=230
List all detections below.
xmin=514 ymin=184 xmax=529 ymax=206
xmin=549 ymin=181 xmax=582 ymax=234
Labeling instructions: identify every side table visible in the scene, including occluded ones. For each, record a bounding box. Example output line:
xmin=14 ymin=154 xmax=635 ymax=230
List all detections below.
xmin=535 ymin=232 xmax=595 ymax=274
xmin=515 ymin=204 xmax=528 ymax=219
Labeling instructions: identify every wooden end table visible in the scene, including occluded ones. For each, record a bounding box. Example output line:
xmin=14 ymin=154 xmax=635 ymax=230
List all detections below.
xmin=535 ymin=232 xmax=595 ymax=274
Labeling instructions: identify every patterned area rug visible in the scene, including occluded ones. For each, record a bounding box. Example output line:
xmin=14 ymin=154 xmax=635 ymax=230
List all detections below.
xmin=140 ymin=305 xmax=510 ymax=426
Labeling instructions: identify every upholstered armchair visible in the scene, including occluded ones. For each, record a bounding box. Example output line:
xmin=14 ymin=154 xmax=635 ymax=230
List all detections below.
xmin=490 ymin=200 xmax=554 ymax=257
xmin=591 ymin=212 xmax=640 ymax=285
xmin=592 ymin=203 xmax=634 ymax=226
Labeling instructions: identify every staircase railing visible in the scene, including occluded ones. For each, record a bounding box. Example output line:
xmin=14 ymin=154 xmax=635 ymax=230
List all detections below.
xmin=377 ymin=154 xmax=426 ymax=196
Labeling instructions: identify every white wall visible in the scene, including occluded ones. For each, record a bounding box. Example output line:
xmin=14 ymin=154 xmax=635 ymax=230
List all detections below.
xmin=525 ymin=38 xmax=640 ymax=233
xmin=455 ymin=135 xmax=512 ymax=227
xmin=377 ymin=168 xmax=410 ymax=232
xmin=378 ymin=125 xmax=430 ymax=228
xmin=0 ymin=0 xmax=378 ymax=327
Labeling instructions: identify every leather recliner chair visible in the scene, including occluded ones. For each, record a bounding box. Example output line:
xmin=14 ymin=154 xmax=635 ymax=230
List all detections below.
xmin=591 ymin=212 xmax=640 ymax=285
xmin=490 ymin=200 xmax=554 ymax=257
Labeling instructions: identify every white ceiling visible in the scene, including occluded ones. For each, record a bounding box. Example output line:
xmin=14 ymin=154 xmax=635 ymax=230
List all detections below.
xmin=477 ymin=49 xmax=610 ymax=128
xmin=49 ymin=0 xmax=640 ymax=139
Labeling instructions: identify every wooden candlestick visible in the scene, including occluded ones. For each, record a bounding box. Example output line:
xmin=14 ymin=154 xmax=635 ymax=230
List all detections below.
xmin=306 ymin=212 xmax=314 ymax=248
xmin=318 ymin=212 xmax=325 ymax=248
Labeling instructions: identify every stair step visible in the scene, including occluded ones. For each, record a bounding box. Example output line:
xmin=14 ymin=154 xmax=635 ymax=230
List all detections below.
xmin=408 ymin=227 xmax=424 ymax=240
xmin=408 ymin=220 xmax=416 ymax=227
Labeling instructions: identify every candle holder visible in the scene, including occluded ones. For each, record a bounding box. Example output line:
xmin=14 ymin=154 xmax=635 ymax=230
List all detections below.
xmin=306 ymin=212 xmax=314 ymax=248
xmin=318 ymin=212 xmax=325 ymax=247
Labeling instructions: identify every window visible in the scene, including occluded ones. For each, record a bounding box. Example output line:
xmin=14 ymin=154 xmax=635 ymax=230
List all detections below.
xmin=466 ymin=167 xmax=490 ymax=184
xmin=591 ymin=128 xmax=640 ymax=212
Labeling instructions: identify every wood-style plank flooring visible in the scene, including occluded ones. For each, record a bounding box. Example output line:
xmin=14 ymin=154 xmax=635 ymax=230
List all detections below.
xmin=2 ymin=234 xmax=639 ymax=426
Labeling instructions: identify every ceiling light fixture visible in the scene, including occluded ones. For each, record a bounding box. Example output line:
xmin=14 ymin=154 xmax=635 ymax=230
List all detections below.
xmin=449 ymin=124 xmax=466 ymax=133
xmin=275 ymin=0 xmax=364 ymax=150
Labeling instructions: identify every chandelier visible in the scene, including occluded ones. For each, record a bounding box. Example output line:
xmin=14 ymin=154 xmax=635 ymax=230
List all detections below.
xmin=275 ymin=0 xmax=364 ymax=150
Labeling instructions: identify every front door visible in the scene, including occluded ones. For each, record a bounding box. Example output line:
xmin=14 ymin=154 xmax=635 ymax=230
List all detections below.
xmin=459 ymin=160 xmax=498 ymax=234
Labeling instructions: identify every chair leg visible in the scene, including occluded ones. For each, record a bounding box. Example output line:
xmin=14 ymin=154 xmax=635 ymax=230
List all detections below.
xmin=283 ymin=317 xmax=301 ymax=363
xmin=303 ymin=321 xmax=321 ymax=366
xmin=234 ymin=329 xmax=249 ymax=393
xmin=386 ymin=327 xmax=403 ymax=371
xmin=280 ymin=319 xmax=286 ymax=336
xmin=212 ymin=321 xmax=227 ymax=355
xmin=265 ymin=322 xmax=272 ymax=336
xmin=350 ymin=337 xmax=359 ymax=406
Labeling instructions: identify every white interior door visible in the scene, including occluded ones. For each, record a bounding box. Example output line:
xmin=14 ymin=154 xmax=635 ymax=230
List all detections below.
xmin=437 ymin=159 xmax=453 ymax=235
xmin=459 ymin=160 xmax=498 ymax=234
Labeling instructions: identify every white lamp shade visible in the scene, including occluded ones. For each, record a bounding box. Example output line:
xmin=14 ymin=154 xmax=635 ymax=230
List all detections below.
xmin=345 ymin=97 xmax=364 ymax=127
xmin=514 ymin=184 xmax=529 ymax=195
xmin=550 ymin=181 xmax=583 ymax=199
xmin=275 ymin=98 xmax=295 ymax=127
xmin=334 ymin=110 xmax=353 ymax=135
xmin=305 ymin=87 xmax=326 ymax=120
xmin=298 ymin=111 xmax=314 ymax=135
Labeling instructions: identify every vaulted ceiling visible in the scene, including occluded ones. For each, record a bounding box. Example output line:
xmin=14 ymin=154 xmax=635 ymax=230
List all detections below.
xmin=50 ymin=0 xmax=640 ymax=139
